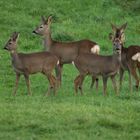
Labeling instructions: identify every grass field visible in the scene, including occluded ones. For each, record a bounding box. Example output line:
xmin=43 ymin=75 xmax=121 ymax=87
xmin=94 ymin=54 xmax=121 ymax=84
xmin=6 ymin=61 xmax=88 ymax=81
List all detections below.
xmin=0 ymin=0 xmax=140 ymax=139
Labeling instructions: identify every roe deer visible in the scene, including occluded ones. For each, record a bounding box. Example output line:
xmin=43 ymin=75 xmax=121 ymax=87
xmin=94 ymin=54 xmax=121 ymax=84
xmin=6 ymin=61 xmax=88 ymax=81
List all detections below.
xmin=109 ymin=23 xmax=140 ymax=91
xmin=33 ymin=15 xmax=100 ymax=88
xmin=73 ymin=37 xmax=122 ymax=96
xmin=4 ymin=32 xmax=59 ymax=96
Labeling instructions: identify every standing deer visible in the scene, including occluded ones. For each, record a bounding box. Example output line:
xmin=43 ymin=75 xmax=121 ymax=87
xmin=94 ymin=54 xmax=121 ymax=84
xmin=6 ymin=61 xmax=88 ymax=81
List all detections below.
xmin=4 ymin=32 xmax=59 ymax=96
xmin=73 ymin=36 xmax=123 ymax=96
xmin=32 ymin=15 xmax=100 ymax=88
xmin=109 ymin=23 xmax=140 ymax=91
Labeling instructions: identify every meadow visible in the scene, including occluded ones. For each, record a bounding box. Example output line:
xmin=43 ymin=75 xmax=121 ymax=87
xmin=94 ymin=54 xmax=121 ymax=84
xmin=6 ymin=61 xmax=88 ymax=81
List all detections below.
xmin=0 ymin=0 xmax=140 ymax=139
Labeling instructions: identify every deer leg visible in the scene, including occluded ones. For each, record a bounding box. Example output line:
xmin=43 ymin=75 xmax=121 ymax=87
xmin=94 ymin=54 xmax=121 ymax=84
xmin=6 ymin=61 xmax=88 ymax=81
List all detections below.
xmin=50 ymin=74 xmax=57 ymax=95
xmin=13 ymin=73 xmax=20 ymax=96
xmin=102 ymin=76 xmax=108 ymax=96
xmin=78 ymin=75 xmax=85 ymax=95
xmin=95 ymin=78 xmax=99 ymax=91
xmin=111 ymin=75 xmax=118 ymax=95
xmin=119 ymin=68 xmax=124 ymax=90
xmin=55 ymin=64 xmax=63 ymax=87
xmin=90 ymin=77 xmax=98 ymax=91
xmin=128 ymin=63 xmax=139 ymax=91
xmin=46 ymin=74 xmax=56 ymax=96
xmin=74 ymin=75 xmax=81 ymax=95
xmin=24 ymin=74 xmax=32 ymax=96
xmin=90 ymin=76 xmax=95 ymax=89
xmin=128 ymin=70 xmax=132 ymax=93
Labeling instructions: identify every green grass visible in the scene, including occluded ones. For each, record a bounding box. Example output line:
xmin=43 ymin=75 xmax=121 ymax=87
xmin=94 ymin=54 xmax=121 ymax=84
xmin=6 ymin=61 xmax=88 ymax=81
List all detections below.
xmin=0 ymin=0 xmax=140 ymax=139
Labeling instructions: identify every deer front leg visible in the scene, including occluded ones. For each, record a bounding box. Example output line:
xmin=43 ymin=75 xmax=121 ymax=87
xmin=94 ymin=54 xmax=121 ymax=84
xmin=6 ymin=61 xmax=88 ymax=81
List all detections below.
xmin=111 ymin=75 xmax=118 ymax=95
xmin=13 ymin=73 xmax=20 ymax=96
xmin=119 ymin=68 xmax=124 ymax=90
xmin=74 ymin=74 xmax=85 ymax=95
xmin=102 ymin=76 xmax=108 ymax=96
xmin=24 ymin=74 xmax=32 ymax=96
xmin=55 ymin=63 xmax=63 ymax=87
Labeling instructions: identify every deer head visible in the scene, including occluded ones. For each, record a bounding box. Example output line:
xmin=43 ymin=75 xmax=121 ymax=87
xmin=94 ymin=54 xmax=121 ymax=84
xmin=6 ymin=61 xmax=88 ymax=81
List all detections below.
xmin=4 ymin=32 xmax=19 ymax=51
xmin=32 ymin=15 xmax=53 ymax=36
xmin=109 ymin=23 xmax=127 ymax=44
xmin=112 ymin=36 xmax=123 ymax=55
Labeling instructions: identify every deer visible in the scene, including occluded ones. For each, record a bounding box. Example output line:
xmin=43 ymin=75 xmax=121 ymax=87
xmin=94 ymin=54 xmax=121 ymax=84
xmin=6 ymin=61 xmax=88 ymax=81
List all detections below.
xmin=73 ymin=36 xmax=123 ymax=96
xmin=109 ymin=23 xmax=140 ymax=91
xmin=4 ymin=32 xmax=59 ymax=96
xmin=32 ymin=15 xmax=100 ymax=89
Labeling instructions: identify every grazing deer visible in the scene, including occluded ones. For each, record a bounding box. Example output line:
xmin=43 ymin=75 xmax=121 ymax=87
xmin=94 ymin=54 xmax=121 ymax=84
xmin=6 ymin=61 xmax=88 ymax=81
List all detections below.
xmin=32 ymin=16 xmax=100 ymax=88
xmin=73 ymin=36 xmax=122 ymax=96
xmin=109 ymin=23 xmax=140 ymax=91
xmin=4 ymin=32 xmax=59 ymax=96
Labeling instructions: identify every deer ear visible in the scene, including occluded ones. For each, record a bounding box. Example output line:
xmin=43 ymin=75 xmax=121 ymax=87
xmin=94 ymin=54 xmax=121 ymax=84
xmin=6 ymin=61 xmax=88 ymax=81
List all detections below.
xmin=12 ymin=32 xmax=20 ymax=41
xmin=41 ymin=16 xmax=47 ymax=24
xmin=109 ymin=33 xmax=114 ymax=41
xmin=111 ymin=23 xmax=117 ymax=32
xmin=120 ymin=32 xmax=125 ymax=43
xmin=120 ymin=23 xmax=127 ymax=31
xmin=47 ymin=15 xmax=53 ymax=25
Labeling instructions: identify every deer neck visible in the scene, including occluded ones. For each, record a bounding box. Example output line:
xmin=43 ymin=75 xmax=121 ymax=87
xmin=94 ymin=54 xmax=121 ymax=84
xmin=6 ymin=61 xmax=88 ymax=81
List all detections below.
xmin=10 ymin=50 xmax=20 ymax=66
xmin=43 ymin=29 xmax=53 ymax=51
xmin=113 ymin=52 xmax=121 ymax=63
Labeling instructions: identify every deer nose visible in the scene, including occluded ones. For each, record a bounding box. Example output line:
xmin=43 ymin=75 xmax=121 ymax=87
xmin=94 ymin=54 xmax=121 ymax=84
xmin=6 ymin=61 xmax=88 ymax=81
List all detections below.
xmin=4 ymin=47 xmax=8 ymax=50
xmin=32 ymin=30 xmax=37 ymax=34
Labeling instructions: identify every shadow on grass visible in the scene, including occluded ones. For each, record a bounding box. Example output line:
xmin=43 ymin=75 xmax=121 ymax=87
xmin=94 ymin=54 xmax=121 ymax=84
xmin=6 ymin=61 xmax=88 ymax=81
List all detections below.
xmin=97 ymin=118 xmax=123 ymax=130
xmin=117 ymin=94 xmax=140 ymax=101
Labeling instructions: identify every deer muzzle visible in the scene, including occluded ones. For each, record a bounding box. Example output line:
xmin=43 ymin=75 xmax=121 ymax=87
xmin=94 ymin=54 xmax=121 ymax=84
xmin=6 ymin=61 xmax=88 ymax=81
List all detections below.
xmin=32 ymin=30 xmax=37 ymax=34
xmin=4 ymin=47 xmax=8 ymax=50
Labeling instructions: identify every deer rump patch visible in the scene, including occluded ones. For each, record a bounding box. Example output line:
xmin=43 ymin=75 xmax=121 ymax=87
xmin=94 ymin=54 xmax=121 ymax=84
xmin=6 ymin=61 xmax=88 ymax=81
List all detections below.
xmin=132 ymin=53 xmax=140 ymax=62
xmin=91 ymin=45 xmax=100 ymax=54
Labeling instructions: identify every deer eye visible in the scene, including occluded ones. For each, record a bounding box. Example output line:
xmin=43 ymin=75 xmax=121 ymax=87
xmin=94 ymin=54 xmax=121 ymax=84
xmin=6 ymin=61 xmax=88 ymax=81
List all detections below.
xmin=40 ymin=26 xmax=43 ymax=28
xmin=9 ymin=42 xmax=12 ymax=45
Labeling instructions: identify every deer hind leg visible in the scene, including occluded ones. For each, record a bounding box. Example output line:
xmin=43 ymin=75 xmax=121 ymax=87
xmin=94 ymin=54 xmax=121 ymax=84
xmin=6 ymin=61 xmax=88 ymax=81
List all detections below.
xmin=111 ymin=75 xmax=118 ymax=95
xmin=74 ymin=75 xmax=81 ymax=95
xmin=45 ymin=73 xmax=56 ymax=96
xmin=78 ymin=75 xmax=85 ymax=95
xmin=50 ymin=74 xmax=57 ymax=95
xmin=55 ymin=63 xmax=63 ymax=87
xmin=24 ymin=74 xmax=32 ymax=96
xmin=13 ymin=73 xmax=20 ymax=96
xmin=102 ymin=76 xmax=108 ymax=96
xmin=128 ymin=70 xmax=132 ymax=93
xmin=128 ymin=63 xmax=139 ymax=91
xmin=95 ymin=78 xmax=99 ymax=91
